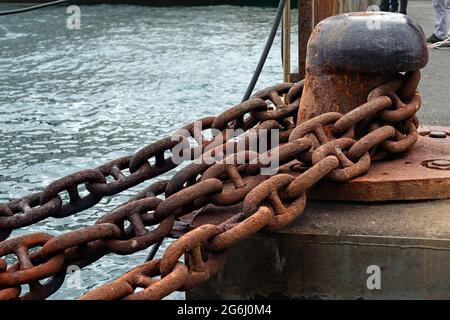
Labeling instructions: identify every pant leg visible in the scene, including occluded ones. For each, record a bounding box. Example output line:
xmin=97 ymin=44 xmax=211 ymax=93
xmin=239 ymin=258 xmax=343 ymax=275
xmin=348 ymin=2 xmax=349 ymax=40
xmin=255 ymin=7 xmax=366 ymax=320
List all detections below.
xmin=433 ymin=0 xmax=449 ymax=39
xmin=390 ymin=0 xmax=399 ymax=12
xmin=380 ymin=0 xmax=390 ymax=11
xmin=399 ymin=0 xmax=407 ymax=14
xmin=446 ymin=0 xmax=450 ymax=37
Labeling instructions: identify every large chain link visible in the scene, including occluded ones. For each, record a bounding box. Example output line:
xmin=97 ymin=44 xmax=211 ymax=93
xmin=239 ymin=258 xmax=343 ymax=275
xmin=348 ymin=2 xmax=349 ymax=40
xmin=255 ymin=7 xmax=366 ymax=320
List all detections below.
xmin=0 ymin=70 xmax=421 ymax=300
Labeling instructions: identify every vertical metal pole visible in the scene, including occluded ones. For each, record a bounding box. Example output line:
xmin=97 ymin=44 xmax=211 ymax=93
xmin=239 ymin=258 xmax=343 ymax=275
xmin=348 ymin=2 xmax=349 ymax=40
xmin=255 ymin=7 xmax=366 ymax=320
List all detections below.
xmin=283 ymin=0 xmax=291 ymax=83
xmin=298 ymin=0 xmax=312 ymax=80
xmin=299 ymin=0 xmax=353 ymax=80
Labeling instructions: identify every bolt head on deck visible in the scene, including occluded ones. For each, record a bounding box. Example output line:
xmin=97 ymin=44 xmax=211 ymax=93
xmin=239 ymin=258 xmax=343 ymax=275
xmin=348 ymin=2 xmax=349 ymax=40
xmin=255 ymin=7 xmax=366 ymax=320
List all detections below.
xmin=307 ymin=12 xmax=429 ymax=74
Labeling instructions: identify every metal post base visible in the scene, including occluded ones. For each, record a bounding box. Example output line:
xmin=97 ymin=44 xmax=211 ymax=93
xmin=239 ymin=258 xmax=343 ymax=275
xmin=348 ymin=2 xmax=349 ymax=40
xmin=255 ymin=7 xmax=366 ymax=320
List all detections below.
xmin=303 ymin=126 xmax=450 ymax=202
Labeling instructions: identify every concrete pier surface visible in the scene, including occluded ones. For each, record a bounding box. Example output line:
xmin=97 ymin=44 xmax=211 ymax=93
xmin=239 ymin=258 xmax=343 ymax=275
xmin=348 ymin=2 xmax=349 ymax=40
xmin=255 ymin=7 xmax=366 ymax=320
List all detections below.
xmin=188 ymin=1 xmax=450 ymax=300
xmin=412 ymin=1 xmax=450 ymax=127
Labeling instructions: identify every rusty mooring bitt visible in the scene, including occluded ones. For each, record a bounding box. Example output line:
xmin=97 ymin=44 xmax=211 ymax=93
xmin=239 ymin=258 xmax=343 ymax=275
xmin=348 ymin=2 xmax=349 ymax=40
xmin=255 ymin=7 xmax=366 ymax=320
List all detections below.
xmin=298 ymin=12 xmax=428 ymax=122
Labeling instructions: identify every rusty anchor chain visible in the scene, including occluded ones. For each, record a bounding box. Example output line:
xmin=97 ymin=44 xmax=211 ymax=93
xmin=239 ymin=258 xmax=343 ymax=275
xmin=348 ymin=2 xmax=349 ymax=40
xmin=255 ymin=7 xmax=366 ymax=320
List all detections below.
xmin=0 ymin=65 xmax=424 ymax=300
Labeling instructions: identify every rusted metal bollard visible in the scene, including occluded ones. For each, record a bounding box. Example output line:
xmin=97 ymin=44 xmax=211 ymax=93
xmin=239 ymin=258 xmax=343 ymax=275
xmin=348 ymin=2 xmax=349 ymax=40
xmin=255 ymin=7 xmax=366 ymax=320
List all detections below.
xmin=294 ymin=12 xmax=450 ymax=201
xmin=297 ymin=12 xmax=428 ymax=122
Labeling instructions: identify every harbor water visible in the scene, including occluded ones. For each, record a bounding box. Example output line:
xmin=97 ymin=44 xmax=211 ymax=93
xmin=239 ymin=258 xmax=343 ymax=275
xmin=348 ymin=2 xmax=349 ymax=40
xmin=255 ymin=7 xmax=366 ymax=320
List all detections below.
xmin=0 ymin=4 xmax=298 ymax=299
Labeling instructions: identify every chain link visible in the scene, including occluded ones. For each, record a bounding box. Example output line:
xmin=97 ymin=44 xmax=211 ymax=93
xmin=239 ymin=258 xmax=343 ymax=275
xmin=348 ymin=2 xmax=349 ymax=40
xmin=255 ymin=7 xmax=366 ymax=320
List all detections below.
xmin=0 ymin=70 xmax=422 ymax=300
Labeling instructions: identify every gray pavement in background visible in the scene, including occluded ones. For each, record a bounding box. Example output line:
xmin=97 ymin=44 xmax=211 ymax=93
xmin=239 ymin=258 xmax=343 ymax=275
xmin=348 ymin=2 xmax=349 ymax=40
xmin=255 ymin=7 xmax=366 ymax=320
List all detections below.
xmin=408 ymin=1 xmax=450 ymax=125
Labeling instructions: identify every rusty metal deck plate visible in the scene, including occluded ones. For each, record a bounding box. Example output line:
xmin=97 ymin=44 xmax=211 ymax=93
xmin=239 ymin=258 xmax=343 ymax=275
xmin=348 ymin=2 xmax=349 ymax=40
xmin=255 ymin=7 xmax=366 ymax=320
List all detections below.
xmin=307 ymin=126 xmax=450 ymax=201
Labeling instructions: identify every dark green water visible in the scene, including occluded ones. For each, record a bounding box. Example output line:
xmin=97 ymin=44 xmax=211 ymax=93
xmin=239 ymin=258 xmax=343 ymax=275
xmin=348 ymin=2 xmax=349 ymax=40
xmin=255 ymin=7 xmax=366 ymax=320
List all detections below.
xmin=0 ymin=5 xmax=298 ymax=299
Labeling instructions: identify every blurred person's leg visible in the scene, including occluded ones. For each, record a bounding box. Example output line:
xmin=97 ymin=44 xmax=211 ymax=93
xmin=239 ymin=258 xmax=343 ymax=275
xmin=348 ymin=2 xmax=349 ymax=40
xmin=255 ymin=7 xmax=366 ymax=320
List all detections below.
xmin=399 ymin=0 xmax=407 ymax=14
xmin=390 ymin=0 xmax=399 ymax=12
xmin=429 ymin=0 xmax=449 ymax=42
xmin=380 ymin=0 xmax=390 ymax=11
xmin=447 ymin=0 xmax=450 ymax=37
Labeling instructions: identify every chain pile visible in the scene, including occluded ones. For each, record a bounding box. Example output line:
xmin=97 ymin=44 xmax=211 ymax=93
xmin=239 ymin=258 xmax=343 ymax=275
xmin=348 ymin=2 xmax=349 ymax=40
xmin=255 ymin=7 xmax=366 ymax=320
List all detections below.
xmin=0 ymin=70 xmax=421 ymax=300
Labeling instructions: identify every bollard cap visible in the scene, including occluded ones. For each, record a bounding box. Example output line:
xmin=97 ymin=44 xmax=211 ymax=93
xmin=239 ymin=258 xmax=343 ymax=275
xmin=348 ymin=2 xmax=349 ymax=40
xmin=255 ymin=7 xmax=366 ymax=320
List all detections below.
xmin=306 ymin=12 xmax=429 ymax=74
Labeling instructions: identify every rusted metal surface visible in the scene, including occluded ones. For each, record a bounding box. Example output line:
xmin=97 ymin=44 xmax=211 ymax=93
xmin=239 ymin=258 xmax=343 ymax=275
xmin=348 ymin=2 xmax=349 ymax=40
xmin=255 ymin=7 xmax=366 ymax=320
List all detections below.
xmin=0 ymin=12 xmax=437 ymax=300
xmin=308 ymin=129 xmax=450 ymax=201
xmin=298 ymin=0 xmax=339 ymax=79
xmin=423 ymin=159 xmax=450 ymax=170
xmin=0 ymin=233 xmax=65 ymax=287
xmin=297 ymin=0 xmax=379 ymax=79
xmin=298 ymin=12 xmax=428 ymax=122
xmin=298 ymin=0 xmax=313 ymax=80
xmin=79 ymin=259 xmax=189 ymax=300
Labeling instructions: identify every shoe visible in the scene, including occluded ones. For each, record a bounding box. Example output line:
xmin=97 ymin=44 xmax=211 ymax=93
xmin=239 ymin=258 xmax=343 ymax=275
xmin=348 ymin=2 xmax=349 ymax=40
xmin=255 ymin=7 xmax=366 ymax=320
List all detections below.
xmin=427 ymin=34 xmax=445 ymax=43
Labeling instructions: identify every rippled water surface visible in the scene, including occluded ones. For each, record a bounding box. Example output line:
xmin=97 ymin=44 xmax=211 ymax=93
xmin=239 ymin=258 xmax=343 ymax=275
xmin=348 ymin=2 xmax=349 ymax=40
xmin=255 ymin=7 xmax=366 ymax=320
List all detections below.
xmin=0 ymin=4 xmax=298 ymax=299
